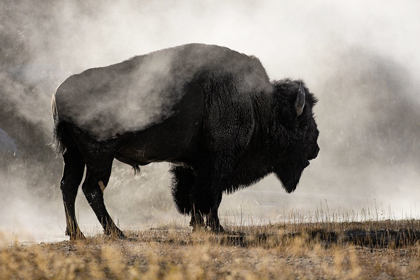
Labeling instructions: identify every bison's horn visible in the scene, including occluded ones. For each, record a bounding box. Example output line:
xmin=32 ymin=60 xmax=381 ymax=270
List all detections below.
xmin=295 ymin=82 xmax=305 ymax=116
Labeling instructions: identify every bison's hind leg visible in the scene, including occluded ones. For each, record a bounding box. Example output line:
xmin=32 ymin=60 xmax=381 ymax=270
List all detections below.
xmin=61 ymin=148 xmax=86 ymax=240
xmin=82 ymin=154 xmax=125 ymax=239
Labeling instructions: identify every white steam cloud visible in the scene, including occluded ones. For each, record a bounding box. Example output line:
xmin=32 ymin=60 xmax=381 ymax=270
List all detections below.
xmin=1 ymin=0 xmax=420 ymax=242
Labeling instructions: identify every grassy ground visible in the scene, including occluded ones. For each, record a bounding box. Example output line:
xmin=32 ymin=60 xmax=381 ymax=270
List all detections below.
xmin=1 ymin=220 xmax=420 ymax=279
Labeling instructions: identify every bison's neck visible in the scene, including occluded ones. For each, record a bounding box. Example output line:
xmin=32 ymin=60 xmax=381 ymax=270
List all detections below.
xmin=244 ymin=94 xmax=278 ymax=167
xmin=260 ymin=95 xmax=291 ymax=165
xmin=229 ymin=113 xmax=277 ymax=188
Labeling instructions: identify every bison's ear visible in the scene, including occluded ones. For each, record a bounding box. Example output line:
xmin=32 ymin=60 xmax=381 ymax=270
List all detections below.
xmin=295 ymin=82 xmax=305 ymax=116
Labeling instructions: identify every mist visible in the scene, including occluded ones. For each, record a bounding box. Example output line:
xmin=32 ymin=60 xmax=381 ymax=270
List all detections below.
xmin=1 ymin=0 xmax=420 ymax=242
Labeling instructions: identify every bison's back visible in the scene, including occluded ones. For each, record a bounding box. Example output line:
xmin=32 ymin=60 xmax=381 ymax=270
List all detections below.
xmin=54 ymin=43 xmax=271 ymax=140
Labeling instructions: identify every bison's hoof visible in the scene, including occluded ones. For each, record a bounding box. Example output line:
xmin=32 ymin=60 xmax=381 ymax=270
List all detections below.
xmin=105 ymin=229 xmax=126 ymax=239
xmin=66 ymin=226 xmax=86 ymax=240
xmin=68 ymin=231 xmax=86 ymax=241
xmin=211 ymin=225 xmax=225 ymax=233
xmin=116 ymin=232 xmax=127 ymax=240
xmin=191 ymin=225 xmax=206 ymax=233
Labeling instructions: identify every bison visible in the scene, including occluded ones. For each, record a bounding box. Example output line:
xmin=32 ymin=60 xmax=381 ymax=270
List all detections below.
xmin=52 ymin=43 xmax=319 ymax=239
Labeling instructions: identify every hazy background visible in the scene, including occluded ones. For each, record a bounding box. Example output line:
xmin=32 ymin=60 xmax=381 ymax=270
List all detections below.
xmin=1 ymin=0 xmax=420 ymax=242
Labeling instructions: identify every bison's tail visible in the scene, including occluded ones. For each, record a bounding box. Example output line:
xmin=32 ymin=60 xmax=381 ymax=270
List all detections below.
xmin=52 ymin=121 xmax=69 ymax=156
xmin=51 ymin=93 xmax=68 ymax=155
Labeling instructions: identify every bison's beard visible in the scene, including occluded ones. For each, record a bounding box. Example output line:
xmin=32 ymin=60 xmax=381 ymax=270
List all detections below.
xmin=274 ymin=161 xmax=308 ymax=193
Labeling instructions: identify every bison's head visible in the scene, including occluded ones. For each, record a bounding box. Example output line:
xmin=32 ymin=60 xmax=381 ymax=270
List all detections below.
xmin=271 ymin=79 xmax=319 ymax=193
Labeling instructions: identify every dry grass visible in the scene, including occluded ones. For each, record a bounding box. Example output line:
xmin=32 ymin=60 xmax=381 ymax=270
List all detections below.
xmin=1 ymin=219 xmax=420 ymax=279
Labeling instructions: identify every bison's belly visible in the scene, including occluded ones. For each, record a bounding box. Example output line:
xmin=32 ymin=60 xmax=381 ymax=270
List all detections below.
xmin=116 ymin=122 xmax=199 ymax=164
xmin=116 ymin=85 xmax=204 ymax=165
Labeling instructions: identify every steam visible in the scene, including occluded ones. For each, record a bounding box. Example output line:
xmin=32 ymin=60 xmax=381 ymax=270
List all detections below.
xmin=1 ymin=0 xmax=420 ymax=242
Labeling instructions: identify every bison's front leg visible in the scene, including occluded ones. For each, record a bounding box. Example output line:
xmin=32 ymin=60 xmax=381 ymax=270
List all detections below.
xmin=189 ymin=172 xmax=226 ymax=233
xmin=190 ymin=208 xmax=205 ymax=231
xmin=170 ymin=165 xmax=205 ymax=230
xmin=191 ymin=188 xmax=224 ymax=232
xmin=189 ymin=178 xmax=209 ymax=232
xmin=206 ymin=191 xmax=224 ymax=232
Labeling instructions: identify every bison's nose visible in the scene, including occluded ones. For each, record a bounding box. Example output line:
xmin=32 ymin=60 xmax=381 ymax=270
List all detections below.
xmin=309 ymin=145 xmax=320 ymax=160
